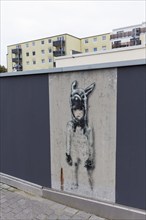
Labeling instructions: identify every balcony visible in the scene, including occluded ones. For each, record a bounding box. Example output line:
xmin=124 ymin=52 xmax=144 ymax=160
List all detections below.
xmin=53 ymin=40 xmax=65 ymax=47
xmin=13 ymin=64 xmax=23 ymax=71
xmin=112 ymin=40 xmax=141 ymax=49
xmin=12 ymin=48 xmax=22 ymax=54
xmin=12 ymin=57 xmax=22 ymax=63
xmin=110 ymin=31 xmax=132 ymax=39
xmin=130 ymin=39 xmax=141 ymax=46
xmin=53 ymin=50 xmax=65 ymax=57
xmin=141 ymin=27 xmax=146 ymax=33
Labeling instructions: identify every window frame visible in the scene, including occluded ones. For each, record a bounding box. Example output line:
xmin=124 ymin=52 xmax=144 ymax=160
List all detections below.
xmin=102 ymin=46 xmax=106 ymax=50
xmin=93 ymin=47 xmax=97 ymax=52
xmin=41 ymin=59 xmax=45 ymax=64
xmin=48 ymin=58 xmax=52 ymax=63
xmin=93 ymin=37 xmax=97 ymax=42
xmin=84 ymin=39 xmax=89 ymax=44
xmin=41 ymin=49 xmax=45 ymax=54
xmin=102 ymin=35 xmax=106 ymax=40
xmin=85 ymin=48 xmax=89 ymax=53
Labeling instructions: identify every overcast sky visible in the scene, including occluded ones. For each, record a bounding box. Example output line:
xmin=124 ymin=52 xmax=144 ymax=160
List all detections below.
xmin=1 ymin=0 xmax=145 ymax=66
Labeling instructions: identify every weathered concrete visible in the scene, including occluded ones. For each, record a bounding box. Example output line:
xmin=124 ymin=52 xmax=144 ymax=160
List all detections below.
xmin=49 ymin=68 xmax=117 ymax=202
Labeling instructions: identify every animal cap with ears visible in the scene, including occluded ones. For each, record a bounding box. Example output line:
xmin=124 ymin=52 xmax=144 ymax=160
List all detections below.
xmin=70 ymin=80 xmax=95 ymax=125
xmin=71 ymin=80 xmax=95 ymax=97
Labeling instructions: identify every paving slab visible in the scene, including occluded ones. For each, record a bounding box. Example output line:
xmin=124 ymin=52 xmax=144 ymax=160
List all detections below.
xmin=0 ymin=182 xmax=107 ymax=220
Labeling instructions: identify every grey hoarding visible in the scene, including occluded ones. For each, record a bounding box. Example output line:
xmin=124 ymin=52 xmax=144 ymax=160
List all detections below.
xmin=116 ymin=65 xmax=146 ymax=210
xmin=0 ymin=75 xmax=51 ymax=187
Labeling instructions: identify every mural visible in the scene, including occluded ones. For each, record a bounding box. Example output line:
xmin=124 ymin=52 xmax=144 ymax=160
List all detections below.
xmin=50 ymin=69 xmax=117 ymax=202
xmin=66 ymin=80 xmax=95 ymax=190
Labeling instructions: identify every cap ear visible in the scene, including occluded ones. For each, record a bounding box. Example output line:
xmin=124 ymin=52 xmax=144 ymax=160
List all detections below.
xmin=85 ymin=83 xmax=95 ymax=96
xmin=71 ymin=80 xmax=77 ymax=92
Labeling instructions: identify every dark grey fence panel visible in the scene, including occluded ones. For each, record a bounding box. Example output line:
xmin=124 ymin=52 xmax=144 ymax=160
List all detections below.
xmin=0 ymin=75 xmax=51 ymax=187
xmin=116 ymin=65 xmax=146 ymax=210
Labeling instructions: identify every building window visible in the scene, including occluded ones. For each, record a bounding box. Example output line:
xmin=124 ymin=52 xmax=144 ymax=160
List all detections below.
xmin=41 ymin=50 xmax=45 ymax=54
xmin=102 ymin=35 xmax=106 ymax=40
xmin=26 ymin=43 xmax=29 ymax=48
xmin=48 ymin=39 xmax=52 ymax=43
xmin=84 ymin=39 xmax=88 ymax=44
xmin=48 ymin=58 xmax=52 ymax=63
xmin=93 ymin=47 xmax=97 ymax=52
xmin=41 ymin=40 xmax=44 ymax=44
xmin=26 ymin=52 xmax=29 ymax=56
xmin=93 ymin=37 xmax=97 ymax=42
xmin=85 ymin=49 xmax=89 ymax=53
xmin=57 ymin=36 xmax=64 ymax=40
xmin=26 ymin=61 xmax=29 ymax=65
xmin=32 ymin=42 xmax=35 ymax=46
xmin=102 ymin=46 xmax=106 ymax=50
xmin=42 ymin=59 xmax=45 ymax=63
xmin=48 ymin=48 xmax=52 ymax=53
xmin=32 ymin=51 xmax=36 ymax=56
xmin=33 ymin=60 xmax=36 ymax=65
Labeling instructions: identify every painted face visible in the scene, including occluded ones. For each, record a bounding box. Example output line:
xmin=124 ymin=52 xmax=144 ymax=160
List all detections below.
xmin=73 ymin=109 xmax=84 ymax=120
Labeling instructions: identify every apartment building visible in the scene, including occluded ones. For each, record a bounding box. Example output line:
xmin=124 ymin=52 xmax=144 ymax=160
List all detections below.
xmin=7 ymin=34 xmax=81 ymax=72
xmin=110 ymin=22 xmax=146 ymax=49
xmin=7 ymin=32 xmax=110 ymax=72
xmin=7 ymin=22 xmax=146 ymax=72
xmin=81 ymin=33 xmax=110 ymax=53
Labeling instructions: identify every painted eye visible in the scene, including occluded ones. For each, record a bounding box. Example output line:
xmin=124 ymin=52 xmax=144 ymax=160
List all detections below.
xmin=81 ymin=94 xmax=85 ymax=99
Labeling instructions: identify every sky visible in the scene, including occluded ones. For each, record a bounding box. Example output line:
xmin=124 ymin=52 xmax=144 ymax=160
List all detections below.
xmin=0 ymin=0 xmax=146 ymax=67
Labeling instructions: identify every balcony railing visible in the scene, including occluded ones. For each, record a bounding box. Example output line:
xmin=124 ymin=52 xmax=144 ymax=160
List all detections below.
xmin=53 ymin=40 xmax=65 ymax=47
xmin=12 ymin=48 xmax=22 ymax=54
xmin=141 ymin=27 xmax=146 ymax=33
xmin=112 ymin=40 xmax=141 ymax=49
xmin=110 ymin=27 xmax=146 ymax=40
xmin=53 ymin=51 xmax=65 ymax=57
xmin=12 ymin=57 xmax=22 ymax=63
xmin=13 ymin=64 xmax=23 ymax=71
xmin=110 ymin=31 xmax=132 ymax=39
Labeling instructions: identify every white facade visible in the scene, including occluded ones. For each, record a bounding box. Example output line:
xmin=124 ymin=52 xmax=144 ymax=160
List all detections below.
xmin=110 ymin=22 xmax=146 ymax=48
xmin=55 ymin=45 xmax=146 ymax=68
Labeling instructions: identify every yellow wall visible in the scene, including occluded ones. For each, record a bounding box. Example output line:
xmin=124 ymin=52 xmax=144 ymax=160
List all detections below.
xmin=81 ymin=33 xmax=111 ymax=53
xmin=140 ymin=33 xmax=146 ymax=46
xmin=65 ymin=35 xmax=81 ymax=55
xmin=20 ymin=37 xmax=55 ymax=71
xmin=8 ymin=37 xmax=55 ymax=72
xmin=7 ymin=47 xmax=13 ymax=72
xmin=8 ymin=34 xmax=81 ymax=72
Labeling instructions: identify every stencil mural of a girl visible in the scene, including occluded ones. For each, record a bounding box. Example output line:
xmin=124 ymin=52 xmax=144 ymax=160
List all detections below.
xmin=66 ymin=80 xmax=95 ymax=190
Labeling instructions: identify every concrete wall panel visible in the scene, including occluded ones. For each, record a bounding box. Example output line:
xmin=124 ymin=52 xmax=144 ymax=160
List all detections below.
xmin=49 ymin=68 xmax=117 ymax=202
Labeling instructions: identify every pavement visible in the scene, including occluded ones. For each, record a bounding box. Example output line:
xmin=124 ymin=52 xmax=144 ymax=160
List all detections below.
xmin=0 ymin=182 xmax=108 ymax=220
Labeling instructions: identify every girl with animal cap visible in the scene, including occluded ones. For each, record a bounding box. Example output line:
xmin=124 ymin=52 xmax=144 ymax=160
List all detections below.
xmin=66 ymin=80 xmax=95 ymax=190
